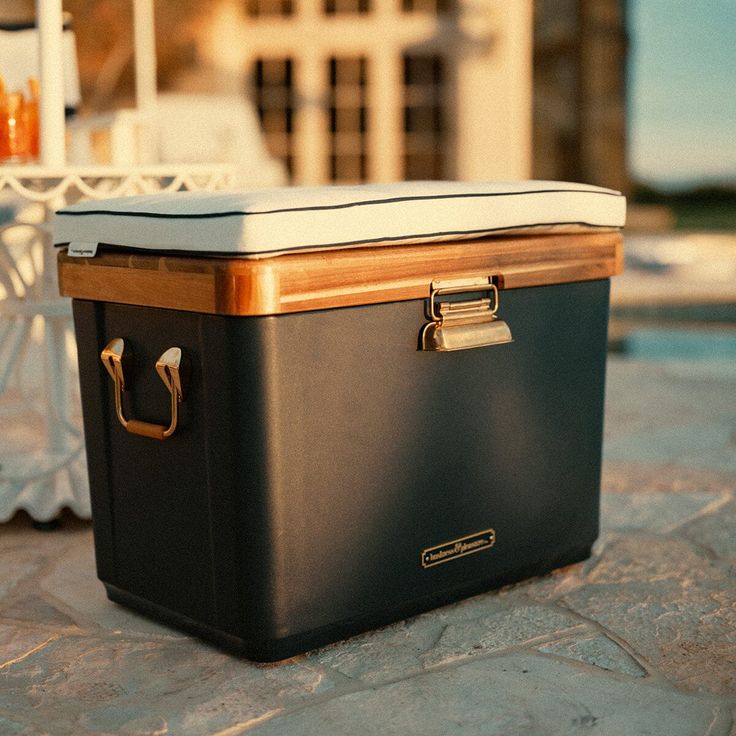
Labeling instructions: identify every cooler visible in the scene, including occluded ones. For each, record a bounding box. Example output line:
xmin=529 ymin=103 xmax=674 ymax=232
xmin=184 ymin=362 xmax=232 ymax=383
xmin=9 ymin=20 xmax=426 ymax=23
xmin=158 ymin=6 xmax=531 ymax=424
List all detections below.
xmin=55 ymin=180 xmax=625 ymax=661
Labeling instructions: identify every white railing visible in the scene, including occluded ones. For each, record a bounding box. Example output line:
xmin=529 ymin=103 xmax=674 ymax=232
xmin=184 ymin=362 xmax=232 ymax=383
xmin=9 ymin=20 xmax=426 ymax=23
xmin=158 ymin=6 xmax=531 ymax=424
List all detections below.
xmin=0 ymin=164 xmax=236 ymax=522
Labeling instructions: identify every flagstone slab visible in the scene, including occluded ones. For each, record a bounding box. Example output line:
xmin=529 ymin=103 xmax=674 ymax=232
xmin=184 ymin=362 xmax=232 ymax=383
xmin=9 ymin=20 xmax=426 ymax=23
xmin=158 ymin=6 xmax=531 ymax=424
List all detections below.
xmin=252 ymin=653 xmax=731 ymax=736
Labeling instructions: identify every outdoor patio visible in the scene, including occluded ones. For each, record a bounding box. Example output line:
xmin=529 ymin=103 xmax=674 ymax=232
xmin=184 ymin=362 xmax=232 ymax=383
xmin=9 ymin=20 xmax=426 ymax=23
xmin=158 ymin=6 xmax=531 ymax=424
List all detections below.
xmin=1 ymin=231 xmax=735 ymax=734
xmin=1 ymin=0 xmax=734 ymax=731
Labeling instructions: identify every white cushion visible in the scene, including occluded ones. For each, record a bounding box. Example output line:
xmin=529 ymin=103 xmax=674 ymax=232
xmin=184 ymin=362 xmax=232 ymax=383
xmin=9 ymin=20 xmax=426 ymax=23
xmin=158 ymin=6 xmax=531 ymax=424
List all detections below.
xmin=54 ymin=180 xmax=626 ymax=258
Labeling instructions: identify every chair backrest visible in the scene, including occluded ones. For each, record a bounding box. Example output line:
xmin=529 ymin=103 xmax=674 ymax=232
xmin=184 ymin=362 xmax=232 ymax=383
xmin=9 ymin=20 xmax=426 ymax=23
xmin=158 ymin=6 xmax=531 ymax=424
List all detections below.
xmin=153 ymin=93 xmax=286 ymax=187
xmin=67 ymin=94 xmax=287 ymax=188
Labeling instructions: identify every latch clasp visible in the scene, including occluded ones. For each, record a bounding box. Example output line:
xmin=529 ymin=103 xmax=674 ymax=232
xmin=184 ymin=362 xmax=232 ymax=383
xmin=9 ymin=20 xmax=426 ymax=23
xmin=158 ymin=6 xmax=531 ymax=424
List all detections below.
xmin=421 ymin=276 xmax=513 ymax=352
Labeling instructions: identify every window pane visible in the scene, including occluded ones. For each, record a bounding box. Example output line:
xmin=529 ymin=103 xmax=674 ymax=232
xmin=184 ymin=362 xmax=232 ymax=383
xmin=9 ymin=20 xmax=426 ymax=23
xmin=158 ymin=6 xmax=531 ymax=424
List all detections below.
xmin=402 ymin=0 xmax=454 ymax=14
xmin=252 ymin=57 xmax=296 ymax=178
xmin=246 ymin=0 xmax=294 ymax=17
xmin=403 ymin=54 xmax=445 ymax=180
xmin=328 ymin=57 xmax=369 ymax=183
xmin=324 ymin=0 xmax=370 ymax=15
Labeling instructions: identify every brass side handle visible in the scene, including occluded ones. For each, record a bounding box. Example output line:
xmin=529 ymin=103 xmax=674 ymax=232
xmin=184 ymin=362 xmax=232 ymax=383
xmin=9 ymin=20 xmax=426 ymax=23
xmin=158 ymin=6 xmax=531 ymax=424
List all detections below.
xmin=101 ymin=339 xmax=187 ymax=440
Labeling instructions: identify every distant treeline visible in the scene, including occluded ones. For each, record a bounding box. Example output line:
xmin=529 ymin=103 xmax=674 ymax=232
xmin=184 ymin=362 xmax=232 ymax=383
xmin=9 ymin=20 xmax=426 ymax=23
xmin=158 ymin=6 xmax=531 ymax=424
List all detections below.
xmin=633 ymin=182 xmax=736 ymax=205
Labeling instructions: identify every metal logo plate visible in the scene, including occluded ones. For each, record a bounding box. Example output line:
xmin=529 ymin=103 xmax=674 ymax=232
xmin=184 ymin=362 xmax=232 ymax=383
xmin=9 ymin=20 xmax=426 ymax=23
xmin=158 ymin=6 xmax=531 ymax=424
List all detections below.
xmin=421 ymin=529 xmax=496 ymax=568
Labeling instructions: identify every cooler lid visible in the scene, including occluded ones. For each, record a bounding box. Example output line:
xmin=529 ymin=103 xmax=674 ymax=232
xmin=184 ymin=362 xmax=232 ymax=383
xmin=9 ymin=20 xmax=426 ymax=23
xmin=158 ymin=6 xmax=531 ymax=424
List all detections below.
xmin=54 ymin=180 xmax=625 ymax=258
xmin=57 ymin=180 xmax=625 ymax=316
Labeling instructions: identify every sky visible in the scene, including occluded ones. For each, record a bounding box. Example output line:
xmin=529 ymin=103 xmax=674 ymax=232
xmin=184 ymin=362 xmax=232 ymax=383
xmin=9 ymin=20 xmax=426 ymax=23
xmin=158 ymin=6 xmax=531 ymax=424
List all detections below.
xmin=628 ymin=0 xmax=736 ymax=187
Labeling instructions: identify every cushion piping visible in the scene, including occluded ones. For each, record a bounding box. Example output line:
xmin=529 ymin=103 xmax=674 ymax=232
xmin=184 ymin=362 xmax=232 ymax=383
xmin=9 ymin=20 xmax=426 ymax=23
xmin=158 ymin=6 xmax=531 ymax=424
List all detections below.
xmin=56 ymin=187 xmax=624 ymax=220
xmin=55 ymin=220 xmax=621 ymax=257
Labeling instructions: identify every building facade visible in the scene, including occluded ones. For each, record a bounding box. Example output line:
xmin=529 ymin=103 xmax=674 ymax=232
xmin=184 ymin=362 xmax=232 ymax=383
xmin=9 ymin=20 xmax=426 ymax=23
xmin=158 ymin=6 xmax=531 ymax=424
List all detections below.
xmin=191 ymin=0 xmax=533 ymax=185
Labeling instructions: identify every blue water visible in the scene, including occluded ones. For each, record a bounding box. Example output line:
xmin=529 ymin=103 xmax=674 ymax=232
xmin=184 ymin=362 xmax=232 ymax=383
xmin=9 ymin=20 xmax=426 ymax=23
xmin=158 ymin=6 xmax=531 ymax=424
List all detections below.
xmin=623 ymin=327 xmax=736 ymax=360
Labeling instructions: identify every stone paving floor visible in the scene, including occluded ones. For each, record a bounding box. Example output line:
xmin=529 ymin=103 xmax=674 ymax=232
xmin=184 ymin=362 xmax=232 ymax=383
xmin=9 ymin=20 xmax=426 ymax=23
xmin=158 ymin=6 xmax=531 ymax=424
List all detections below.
xmin=0 ymin=355 xmax=734 ymax=735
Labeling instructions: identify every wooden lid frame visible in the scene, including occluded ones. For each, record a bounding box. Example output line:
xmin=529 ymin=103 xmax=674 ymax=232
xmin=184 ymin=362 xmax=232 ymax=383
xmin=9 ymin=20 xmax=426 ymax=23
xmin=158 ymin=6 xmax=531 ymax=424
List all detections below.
xmin=58 ymin=231 xmax=623 ymax=316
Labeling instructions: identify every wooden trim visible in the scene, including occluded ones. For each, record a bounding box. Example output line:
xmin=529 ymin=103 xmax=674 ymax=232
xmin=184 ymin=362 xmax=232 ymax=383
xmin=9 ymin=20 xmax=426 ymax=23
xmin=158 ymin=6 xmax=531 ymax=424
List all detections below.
xmin=58 ymin=231 xmax=623 ymax=316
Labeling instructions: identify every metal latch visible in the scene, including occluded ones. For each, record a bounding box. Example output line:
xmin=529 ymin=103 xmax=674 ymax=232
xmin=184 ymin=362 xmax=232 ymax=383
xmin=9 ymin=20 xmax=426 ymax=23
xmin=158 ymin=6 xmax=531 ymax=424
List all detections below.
xmin=420 ymin=276 xmax=513 ymax=352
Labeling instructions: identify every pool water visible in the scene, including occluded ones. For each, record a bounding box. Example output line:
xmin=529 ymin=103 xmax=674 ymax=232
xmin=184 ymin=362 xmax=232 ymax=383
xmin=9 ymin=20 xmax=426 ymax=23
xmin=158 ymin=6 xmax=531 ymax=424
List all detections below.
xmin=621 ymin=327 xmax=736 ymax=360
